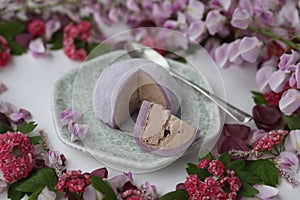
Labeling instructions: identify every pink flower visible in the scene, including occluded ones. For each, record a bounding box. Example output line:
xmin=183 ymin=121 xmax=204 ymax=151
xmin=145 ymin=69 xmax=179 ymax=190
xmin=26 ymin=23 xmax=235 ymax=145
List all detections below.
xmin=205 ymin=10 xmax=226 ymax=35
xmin=279 ymin=89 xmax=300 ymax=115
xmin=227 ymin=39 xmax=243 ymax=65
xmin=197 ymin=158 xmax=210 ymax=169
xmin=0 ymin=132 xmax=35 ymax=183
xmin=29 ymin=38 xmax=49 ymax=57
xmin=45 ymin=19 xmax=61 ymax=41
xmin=0 ymin=51 xmax=10 ymax=67
xmin=278 ymin=1 xmax=299 ymax=27
xmin=227 ymin=176 xmax=242 ymax=192
xmin=231 ymin=8 xmax=252 ymax=30
xmin=208 ymin=160 xmax=224 ymax=177
xmin=78 ymin=21 xmax=91 ymax=34
xmin=239 ymin=37 xmax=262 ymax=63
xmin=28 ymin=19 xmax=46 ymax=36
xmin=187 ymin=21 xmax=206 ymax=42
xmin=55 ymin=170 xmax=91 ymax=193
xmin=185 ymin=0 xmax=204 ymax=22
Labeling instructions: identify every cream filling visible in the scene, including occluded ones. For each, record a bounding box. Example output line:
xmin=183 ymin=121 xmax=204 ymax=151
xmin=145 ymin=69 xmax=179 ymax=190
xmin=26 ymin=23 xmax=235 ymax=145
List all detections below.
xmin=141 ymin=103 xmax=196 ymax=149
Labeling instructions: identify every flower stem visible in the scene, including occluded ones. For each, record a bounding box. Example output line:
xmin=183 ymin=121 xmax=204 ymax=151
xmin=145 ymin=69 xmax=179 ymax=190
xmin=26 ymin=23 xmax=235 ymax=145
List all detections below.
xmin=248 ymin=26 xmax=300 ymax=52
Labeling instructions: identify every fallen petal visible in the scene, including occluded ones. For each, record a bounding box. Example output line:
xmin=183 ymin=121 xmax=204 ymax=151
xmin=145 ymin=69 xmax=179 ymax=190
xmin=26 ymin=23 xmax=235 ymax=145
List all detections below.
xmin=253 ymin=184 xmax=279 ymax=200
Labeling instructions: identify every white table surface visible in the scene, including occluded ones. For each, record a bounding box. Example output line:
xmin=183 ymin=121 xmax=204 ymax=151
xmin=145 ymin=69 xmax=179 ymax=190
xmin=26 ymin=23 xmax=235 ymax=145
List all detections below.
xmin=0 ymin=50 xmax=299 ymax=199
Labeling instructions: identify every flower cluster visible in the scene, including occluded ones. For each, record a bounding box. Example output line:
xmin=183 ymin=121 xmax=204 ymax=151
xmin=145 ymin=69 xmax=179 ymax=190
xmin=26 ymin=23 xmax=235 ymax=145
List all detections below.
xmin=0 ymin=36 xmax=10 ymax=67
xmin=0 ymin=101 xmax=31 ymax=127
xmin=256 ymin=50 xmax=300 ymax=116
xmin=60 ymin=108 xmax=88 ymax=142
xmin=253 ymin=130 xmax=288 ymax=152
xmin=55 ymin=170 xmax=91 ymax=193
xmin=0 ymin=131 xmax=35 ymax=183
xmin=63 ymin=21 xmax=91 ymax=61
xmin=185 ymin=158 xmax=241 ymax=200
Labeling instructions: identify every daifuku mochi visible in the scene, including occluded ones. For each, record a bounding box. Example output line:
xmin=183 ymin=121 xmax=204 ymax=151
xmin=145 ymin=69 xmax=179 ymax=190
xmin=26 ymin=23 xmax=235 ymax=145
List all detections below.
xmin=93 ymin=58 xmax=181 ymax=128
xmin=134 ymin=101 xmax=199 ymax=156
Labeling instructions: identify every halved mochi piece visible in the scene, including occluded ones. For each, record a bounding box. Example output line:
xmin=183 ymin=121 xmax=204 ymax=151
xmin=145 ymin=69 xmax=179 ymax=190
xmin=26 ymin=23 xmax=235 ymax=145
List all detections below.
xmin=134 ymin=101 xmax=199 ymax=156
xmin=93 ymin=58 xmax=181 ymax=129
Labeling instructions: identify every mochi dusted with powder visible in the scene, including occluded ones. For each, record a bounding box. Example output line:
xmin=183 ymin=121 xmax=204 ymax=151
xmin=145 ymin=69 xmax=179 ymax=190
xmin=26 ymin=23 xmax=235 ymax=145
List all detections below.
xmin=93 ymin=58 xmax=181 ymax=129
xmin=134 ymin=101 xmax=199 ymax=156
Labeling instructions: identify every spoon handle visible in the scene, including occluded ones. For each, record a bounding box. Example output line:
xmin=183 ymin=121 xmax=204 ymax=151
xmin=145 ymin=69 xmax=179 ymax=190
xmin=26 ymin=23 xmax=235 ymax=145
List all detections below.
xmin=169 ymin=70 xmax=253 ymax=123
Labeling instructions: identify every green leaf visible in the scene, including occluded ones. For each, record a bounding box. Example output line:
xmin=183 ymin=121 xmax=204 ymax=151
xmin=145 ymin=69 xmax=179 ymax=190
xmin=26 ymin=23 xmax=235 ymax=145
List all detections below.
xmin=235 ymin=171 xmax=262 ymax=184
xmin=227 ymin=160 xmax=246 ymax=171
xmin=160 ymin=190 xmax=189 ymax=200
xmin=198 ymin=150 xmax=214 ymax=161
xmin=8 ymin=179 xmax=27 ymax=200
xmin=16 ymin=121 xmax=37 ymax=134
xmin=15 ymin=168 xmax=58 ymax=194
xmin=87 ymin=42 xmax=99 ymax=54
xmin=247 ymin=159 xmax=279 ymax=187
xmin=0 ymin=21 xmax=25 ymax=38
xmin=218 ymin=153 xmax=230 ymax=166
xmin=282 ymin=112 xmax=300 ymax=130
xmin=238 ymin=180 xmax=259 ymax=197
xmin=186 ymin=163 xmax=210 ymax=180
xmin=7 ymin=40 xmax=26 ymax=55
xmin=50 ymin=31 xmax=63 ymax=50
xmin=80 ymin=16 xmax=93 ymax=23
xmin=0 ymin=122 xmax=13 ymax=134
xmin=252 ymin=91 xmax=267 ymax=105
xmin=91 ymin=176 xmax=117 ymax=200
xmin=74 ymin=38 xmax=85 ymax=49
xmin=29 ymin=136 xmax=42 ymax=145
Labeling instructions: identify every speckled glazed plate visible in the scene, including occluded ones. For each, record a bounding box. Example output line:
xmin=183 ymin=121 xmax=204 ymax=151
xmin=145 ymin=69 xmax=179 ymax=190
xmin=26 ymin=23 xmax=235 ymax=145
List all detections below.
xmin=52 ymin=50 xmax=221 ymax=173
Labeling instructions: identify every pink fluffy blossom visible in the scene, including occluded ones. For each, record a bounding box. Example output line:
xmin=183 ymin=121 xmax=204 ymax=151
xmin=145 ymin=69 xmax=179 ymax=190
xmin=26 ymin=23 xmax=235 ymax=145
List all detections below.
xmin=0 ymin=132 xmax=35 ymax=183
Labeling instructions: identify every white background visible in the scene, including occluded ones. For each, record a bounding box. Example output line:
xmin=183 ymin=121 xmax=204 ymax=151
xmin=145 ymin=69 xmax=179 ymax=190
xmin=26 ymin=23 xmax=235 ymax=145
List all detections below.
xmin=0 ymin=49 xmax=299 ymax=199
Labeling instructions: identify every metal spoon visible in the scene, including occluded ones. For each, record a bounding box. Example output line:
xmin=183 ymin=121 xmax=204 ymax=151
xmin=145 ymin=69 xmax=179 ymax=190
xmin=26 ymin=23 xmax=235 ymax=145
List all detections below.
xmin=125 ymin=42 xmax=253 ymax=123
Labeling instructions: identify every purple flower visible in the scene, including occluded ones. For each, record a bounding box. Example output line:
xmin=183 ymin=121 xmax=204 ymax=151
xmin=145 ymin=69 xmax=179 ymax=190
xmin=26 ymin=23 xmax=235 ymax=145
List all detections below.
xmin=214 ymin=43 xmax=230 ymax=68
xmin=38 ymin=187 xmax=56 ymax=200
xmin=108 ymin=172 xmax=134 ymax=193
xmin=218 ymin=124 xmax=251 ymax=154
xmin=44 ymin=150 xmax=65 ymax=168
xmin=231 ymin=8 xmax=252 ymax=30
xmin=253 ymin=184 xmax=279 ymax=200
xmin=0 ymin=101 xmax=25 ymax=123
xmin=163 ymin=12 xmax=186 ymax=29
xmin=45 ymin=19 xmax=61 ymax=41
xmin=227 ymin=39 xmax=243 ymax=65
xmin=278 ymin=1 xmax=299 ymax=27
xmin=29 ymin=38 xmax=49 ymax=57
xmin=278 ymin=50 xmax=300 ymax=71
xmin=268 ymin=70 xmax=288 ymax=93
xmin=279 ymin=89 xmax=300 ymax=115
xmin=68 ymin=122 xmax=89 ymax=142
xmin=285 ymin=130 xmax=300 ymax=156
xmin=187 ymin=21 xmax=206 ymax=42
xmin=205 ymin=10 xmax=226 ymax=35
xmin=252 ymin=105 xmax=282 ymax=131
xmin=60 ymin=108 xmax=83 ymax=125
xmin=126 ymin=0 xmax=140 ymax=12
xmin=239 ymin=37 xmax=262 ymax=63
xmin=255 ymin=66 xmax=274 ymax=93
xmin=277 ymin=151 xmax=299 ymax=176
xmin=185 ymin=0 xmax=204 ymax=22
xmin=210 ymin=0 xmax=231 ymax=11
